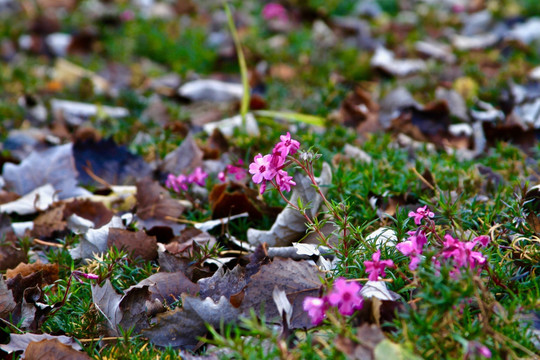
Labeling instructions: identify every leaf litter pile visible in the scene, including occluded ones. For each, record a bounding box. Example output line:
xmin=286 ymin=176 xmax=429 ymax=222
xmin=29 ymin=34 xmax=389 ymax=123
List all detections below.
xmin=1 ymin=0 xmax=540 ymax=359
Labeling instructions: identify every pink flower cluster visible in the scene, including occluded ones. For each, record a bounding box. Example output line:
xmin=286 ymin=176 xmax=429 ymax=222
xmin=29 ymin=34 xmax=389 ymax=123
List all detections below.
xmin=303 ymin=278 xmax=363 ymax=325
xmin=397 ymin=206 xmax=490 ymax=276
xmin=165 ymin=167 xmax=208 ymax=193
xmin=249 ymin=132 xmax=299 ymax=194
xmin=218 ymin=160 xmax=247 ymax=183
xmin=409 ymin=205 xmax=434 ymax=225
xmin=442 ymin=234 xmax=487 ymax=276
xmin=364 ymin=250 xmax=394 ymax=281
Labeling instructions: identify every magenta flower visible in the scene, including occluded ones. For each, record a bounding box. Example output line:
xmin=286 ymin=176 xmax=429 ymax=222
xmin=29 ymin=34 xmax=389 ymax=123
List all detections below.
xmin=442 ymin=235 xmax=486 ymax=271
xmin=187 ymin=167 xmax=208 ymax=186
xmin=328 ymin=278 xmax=363 ymax=316
xmin=72 ymin=270 xmax=99 ymax=283
xmin=249 ymin=154 xmax=275 ymax=183
xmin=303 ymin=296 xmax=328 ymax=325
xmin=474 ymin=235 xmax=490 ymax=247
xmin=165 ymin=173 xmax=188 ymax=192
xmin=364 ymin=250 xmax=394 ymax=281
xmin=274 ymin=132 xmax=300 ymax=157
xmin=396 ymin=231 xmax=427 ymax=271
xmin=408 ymin=205 xmax=435 ymax=225
xmin=218 ymin=171 xmax=226 ymax=182
xmin=262 ymin=3 xmax=288 ymax=22
xmin=275 ymin=169 xmax=296 ymax=192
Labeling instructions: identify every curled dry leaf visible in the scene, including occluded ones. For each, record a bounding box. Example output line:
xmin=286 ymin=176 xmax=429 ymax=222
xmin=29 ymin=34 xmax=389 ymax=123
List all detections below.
xmin=0 ymin=232 xmax=29 ymax=271
xmin=6 ymin=260 xmax=59 ymax=286
xmin=137 ymin=271 xmax=200 ymax=305
xmin=247 ymin=162 xmax=332 ymax=247
xmin=63 ymin=199 xmax=113 ymax=228
xmin=159 ymin=136 xmax=203 ymax=177
xmin=31 ymin=203 xmax=67 ymax=239
xmin=0 ymin=184 xmax=56 ymax=215
xmin=0 ymin=276 xmax=16 ymax=319
xmin=91 ymin=279 xmax=151 ymax=336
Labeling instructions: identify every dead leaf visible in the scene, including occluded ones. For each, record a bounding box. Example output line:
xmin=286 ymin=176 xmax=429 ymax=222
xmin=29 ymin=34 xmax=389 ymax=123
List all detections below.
xmin=138 ymin=272 xmax=200 ymax=305
xmin=0 ymin=232 xmax=29 ymax=270
xmin=209 ymin=183 xmax=263 ymax=220
xmin=136 ymin=178 xmax=184 ymax=221
xmin=69 ymin=216 xmax=124 ymax=261
xmin=339 ymin=87 xmax=381 ymax=136
xmin=32 ymin=203 xmax=67 ymax=238
xmin=0 ymin=333 xmax=83 ymax=358
xmin=159 ymin=136 xmax=204 ymax=177
xmin=63 ymin=199 xmax=113 ymax=228
xmin=107 ymin=228 xmax=158 ymax=261
xmin=143 ymin=295 xmax=240 ymax=349
xmin=73 ymin=137 xmax=151 ymax=186
xmin=0 ymin=276 xmax=16 ymax=319
xmin=6 ymin=261 xmax=59 ymax=287
xmin=25 ymin=339 xmax=92 ymax=360
xmin=240 ymin=258 xmax=323 ymax=329
xmin=91 ymin=280 xmax=151 ymax=336
xmin=2 ymin=144 xmax=91 ymax=199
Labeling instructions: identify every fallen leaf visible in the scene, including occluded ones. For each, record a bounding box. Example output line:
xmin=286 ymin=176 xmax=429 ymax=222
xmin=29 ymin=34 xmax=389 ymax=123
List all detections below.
xmin=239 ymin=258 xmax=323 ymax=329
xmin=178 ymin=79 xmax=243 ymax=102
xmin=138 ymin=272 xmax=199 ymax=305
xmin=159 ymin=136 xmax=203 ymax=177
xmin=6 ymin=261 xmax=59 ymax=287
xmin=91 ymin=280 xmax=151 ymax=336
xmin=0 ymin=184 xmax=57 ymax=215
xmin=31 ymin=203 xmax=67 ymax=238
xmin=209 ymin=183 xmax=263 ymax=220
xmin=203 ymin=113 xmax=260 ymax=137
xmin=0 ymin=333 xmax=83 ymax=357
xmin=136 ymin=178 xmax=184 ymax=221
xmin=25 ymin=339 xmax=92 ymax=360
xmin=107 ymin=228 xmax=158 ymax=261
xmin=73 ymin=138 xmax=152 ymax=186
xmin=2 ymin=144 xmax=91 ymax=199
xmin=63 ymin=199 xmax=113 ymax=228
xmin=371 ymin=47 xmax=426 ymax=77
xmin=0 ymin=232 xmax=29 ymax=270
xmin=69 ymin=216 xmax=124 ymax=261
xmin=143 ymin=295 xmax=240 ymax=349
xmin=0 ymin=276 xmax=16 ymax=319
xmin=335 ymin=324 xmax=386 ymax=360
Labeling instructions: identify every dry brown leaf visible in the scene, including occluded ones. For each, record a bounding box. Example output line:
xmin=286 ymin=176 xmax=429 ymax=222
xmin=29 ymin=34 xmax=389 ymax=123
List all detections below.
xmin=32 ymin=203 xmax=67 ymax=238
xmin=136 ymin=178 xmax=184 ymax=221
xmin=107 ymin=228 xmax=158 ymax=261
xmin=25 ymin=339 xmax=92 ymax=360
xmin=6 ymin=260 xmax=59 ymax=287
xmin=0 ymin=276 xmax=16 ymax=319
xmin=138 ymin=272 xmax=200 ymax=305
xmin=0 ymin=333 xmax=83 ymax=358
xmin=63 ymin=199 xmax=113 ymax=228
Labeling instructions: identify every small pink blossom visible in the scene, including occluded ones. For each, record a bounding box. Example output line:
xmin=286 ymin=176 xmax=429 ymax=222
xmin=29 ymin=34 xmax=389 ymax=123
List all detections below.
xmin=328 ymin=278 xmax=363 ymax=316
xmin=262 ymin=3 xmax=288 ymax=22
xmin=468 ymin=342 xmax=492 ymax=358
xmin=165 ymin=173 xmax=188 ymax=192
xmin=474 ymin=235 xmax=490 ymax=247
xmin=275 ymin=169 xmax=296 ymax=192
xmin=72 ymin=270 xmax=99 ymax=283
xmin=187 ymin=167 xmax=208 ymax=186
xmin=249 ymin=154 xmax=275 ymax=183
xmin=364 ymin=250 xmax=394 ymax=281
xmin=218 ymin=171 xmax=226 ymax=182
xmin=442 ymin=235 xmax=486 ymax=271
xmin=396 ymin=231 xmax=427 ymax=271
xmin=408 ymin=205 xmax=434 ymax=225
xmin=274 ymin=132 xmax=300 ymax=158
xmin=303 ymin=296 xmax=328 ymax=325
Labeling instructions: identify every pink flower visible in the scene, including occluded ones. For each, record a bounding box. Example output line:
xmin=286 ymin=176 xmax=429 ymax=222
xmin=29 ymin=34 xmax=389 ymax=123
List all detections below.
xmin=328 ymin=278 xmax=363 ymax=316
xmin=275 ymin=169 xmax=296 ymax=192
xmin=303 ymin=296 xmax=328 ymax=325
xmin=72 ymin=270 xmax=99 ymax=283
xmin=249 ymin=154 xmax=275 ymax=183
xmin=187 ymin=167 xmax=208 ymax=186
xmin=218 ymin=171 xmax=226 ymax=182
xmin=408 ymin=205 xmax=434 ymax=225
xmin=474 ymin=235 xmax=490 ymax=247
xmin=262 ymin=3 xmax=288 ymax=22
xmin=165 ymin=173 xmax=188 ymax=192
xmin=468 ymin=342 xmax=492 ymax=358
xmin=442 ymin=235 xmax=486 ymax=271
xmin=274 ymin=132 xmax=300 ymax=158
xmin=396 ymin=231 xmax=427 ymax=271
xmin=226 ymin=164 xmax=247 ymax=181
xmin=364 ymin=250 xmax=394 ymax=281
